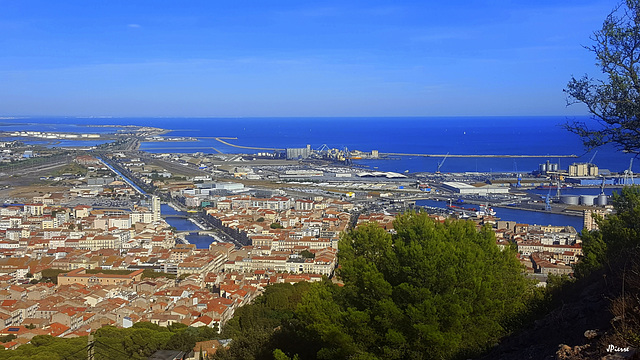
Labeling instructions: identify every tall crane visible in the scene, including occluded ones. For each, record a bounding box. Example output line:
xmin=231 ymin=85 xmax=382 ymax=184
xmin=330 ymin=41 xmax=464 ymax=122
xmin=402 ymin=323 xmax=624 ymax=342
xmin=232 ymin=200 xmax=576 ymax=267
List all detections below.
xmin=436 ymin=152 xmax=449 ymax=174
xmin=543 ymin=187 xmax=552 ymax=211
xmin=624 ymin=158 xmax=634 ymax=185
xmin=588 ymin=150 xmax=598 ymax=164
xmin=343 ymin=147 xmax=352 ymax=165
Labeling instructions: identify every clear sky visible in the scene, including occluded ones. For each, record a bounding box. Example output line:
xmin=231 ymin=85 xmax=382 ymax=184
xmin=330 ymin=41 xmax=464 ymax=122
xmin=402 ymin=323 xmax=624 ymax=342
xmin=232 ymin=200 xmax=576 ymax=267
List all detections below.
xmin=0 ymin=0 xmax=619 ymax=117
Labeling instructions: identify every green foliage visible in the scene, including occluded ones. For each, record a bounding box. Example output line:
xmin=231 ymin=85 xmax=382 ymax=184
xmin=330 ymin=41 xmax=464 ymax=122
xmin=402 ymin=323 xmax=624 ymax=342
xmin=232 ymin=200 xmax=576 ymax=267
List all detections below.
xmin=564 ymin=0 xmax=640 ymax=154
xmin=215 ymin=213 xmax=533 ymax=360
xmin=0 ymin=322 xmax=220 ymax=360
xmin=299 ymin=250 xmax=315 ymax=259
xmin=270 ymin=223 xmax=283 ymax=229
xmin=0 ymin=334 xmax=16 ymax=343
xmin=39 ymin=268 xmax=69 ymax=284
xmin=213 ymin=282 xmax=314 ymax=360
xmin=603 ymin=186 xmax=640 ymax=253
xmin=574 ymin=229 xmax=607 ymax=278
xmin=257 ymin=217 xmax=265 ymax=222
xmin=52 ymin=162 xmax=87 ymax=176
xmin=165 ymin=325 xmax=219 ymax=352
xmin=546 ymin=274 xmax=575 ymax=294
xmin=577 ymin=186 xmax=640 ymax=277
xmin=142 ymin=269 xmax=176 ymax=280
xmin=167 ymin=322 xmax=188 ymax=332
xmin=305 ymin=214 xmax=531 ymax=360
xmin=274 ymin=349 xmax=300 ymax=360
xmin=0 ymin=335 xmax=87 ymax=360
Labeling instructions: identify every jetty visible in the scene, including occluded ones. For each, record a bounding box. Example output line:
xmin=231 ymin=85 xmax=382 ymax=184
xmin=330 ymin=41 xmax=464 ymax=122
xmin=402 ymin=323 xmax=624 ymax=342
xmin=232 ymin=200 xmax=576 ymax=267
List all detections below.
xmin=380 ymin=153 xmax=578 ymax=158
xmin=213 ymin=137 xmax=285 ymax=151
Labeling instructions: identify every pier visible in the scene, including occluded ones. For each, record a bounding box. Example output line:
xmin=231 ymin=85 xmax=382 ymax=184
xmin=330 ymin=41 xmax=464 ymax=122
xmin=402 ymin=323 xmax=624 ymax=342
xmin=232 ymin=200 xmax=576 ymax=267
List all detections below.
xmin=140 ymin=147 xmax=224 ymax=151
xmin=144 ymin=133 xmax=578 ymax=159
xmin=213 ymin=137 xmax=285 ymax=151
xmin=380 ymin=153 xmax=578 ymax=158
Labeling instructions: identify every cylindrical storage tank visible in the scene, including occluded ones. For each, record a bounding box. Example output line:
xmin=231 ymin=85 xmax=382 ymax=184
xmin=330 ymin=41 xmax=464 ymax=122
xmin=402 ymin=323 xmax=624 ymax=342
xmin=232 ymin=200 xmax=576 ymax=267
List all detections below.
xmin=561 ymin=195 xmax=580 ymax=205
xmin=580 ymin=195 xmax=597 ymax=206
xmin=539 ymin=163 xmax=547 ymax=172
xmin=597 ymin=194 xmax=608 ymax=206
xmin=550 ymin=163 xmax=558 ymax=172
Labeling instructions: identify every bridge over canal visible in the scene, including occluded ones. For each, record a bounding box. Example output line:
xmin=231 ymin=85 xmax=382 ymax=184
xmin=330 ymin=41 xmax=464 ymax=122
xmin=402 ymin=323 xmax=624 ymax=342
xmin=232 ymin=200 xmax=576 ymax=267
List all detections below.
xmin=175 ymin=230 xmax=218 ymax=236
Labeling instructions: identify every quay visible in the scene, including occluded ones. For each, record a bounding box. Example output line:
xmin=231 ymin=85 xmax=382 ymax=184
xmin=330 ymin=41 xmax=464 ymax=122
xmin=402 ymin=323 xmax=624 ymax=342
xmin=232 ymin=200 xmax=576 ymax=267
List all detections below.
xmin=381 ymin=153 xmax=578 ymax=158
xmin=140 ymin=147 xmax=224 ymax=150
xmin=406 ymin=195 xmax=583 ymax=217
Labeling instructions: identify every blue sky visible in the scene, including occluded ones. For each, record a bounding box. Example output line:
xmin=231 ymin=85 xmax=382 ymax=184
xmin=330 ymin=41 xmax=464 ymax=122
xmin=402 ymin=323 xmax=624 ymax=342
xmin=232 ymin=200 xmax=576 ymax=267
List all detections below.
xmin=0 ymin=0 xmax=619 ymax=117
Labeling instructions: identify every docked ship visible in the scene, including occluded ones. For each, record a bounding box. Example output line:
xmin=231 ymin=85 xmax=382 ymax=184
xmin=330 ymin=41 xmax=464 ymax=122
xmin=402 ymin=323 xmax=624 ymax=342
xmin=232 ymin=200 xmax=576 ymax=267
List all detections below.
xmin=536 ymin=184 xmax=573 ymax=190
xmin=448 ymin=201 xmax=496 ymax=218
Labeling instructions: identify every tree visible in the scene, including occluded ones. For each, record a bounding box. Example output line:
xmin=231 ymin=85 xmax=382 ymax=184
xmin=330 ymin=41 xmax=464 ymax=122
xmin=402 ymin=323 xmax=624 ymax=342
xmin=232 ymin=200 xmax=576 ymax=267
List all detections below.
xmin=212 ymin=213 xmax=534 ymax=360
xmin=299 ymin=250 xmax=315 ymax=259
xmin=565 ymin=0 xmax=640 ymax=154
xmin=274 ymin=349 xmax=300 ymax=360
xmin=296 ymin=214 xmax=532 ymax=360
xmin=576 ymin=186 xmax=640 ymax=277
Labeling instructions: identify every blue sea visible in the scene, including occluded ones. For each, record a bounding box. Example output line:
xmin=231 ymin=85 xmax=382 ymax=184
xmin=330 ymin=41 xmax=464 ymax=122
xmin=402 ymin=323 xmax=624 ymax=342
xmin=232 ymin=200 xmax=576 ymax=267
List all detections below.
xmin=1 ymin=116 xmax=634 ymax=173
xmin=4 ymin=116 xmax=625 ymax=235
xmin=1 ymin=116 xmax=634 ymax=174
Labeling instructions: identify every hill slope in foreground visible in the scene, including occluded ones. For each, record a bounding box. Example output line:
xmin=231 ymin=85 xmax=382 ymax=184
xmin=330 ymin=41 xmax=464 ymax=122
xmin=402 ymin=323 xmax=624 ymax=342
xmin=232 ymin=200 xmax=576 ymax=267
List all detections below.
xmin=479 ymin=253 xmax=640 ymax=360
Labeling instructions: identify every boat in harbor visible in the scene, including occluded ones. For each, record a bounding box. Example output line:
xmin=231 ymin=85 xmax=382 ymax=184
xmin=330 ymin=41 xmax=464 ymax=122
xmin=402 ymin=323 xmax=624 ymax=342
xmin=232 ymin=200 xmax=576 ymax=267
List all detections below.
xmin=536 ymin=184 xmax=573 ymax=190
xmin=447 ymin=201 xmax=496 ymax=217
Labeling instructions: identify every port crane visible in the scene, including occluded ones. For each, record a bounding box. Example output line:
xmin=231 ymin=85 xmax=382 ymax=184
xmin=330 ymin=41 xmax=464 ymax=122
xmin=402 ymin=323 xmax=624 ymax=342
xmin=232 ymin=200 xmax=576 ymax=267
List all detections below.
xmin=343 ymin=147 xmax=352 ymax=165
xmin=624 ymin=158 xmax=634 ymax=185
xmin=436 ymin=152 xmax=449 ymax=173
xmin=543 ymin=188 xmax=552 ymax=211
xmin=316 ymin=144 xmax=330 ymax=154
xmin=588 ymin=150 xmax=598 ymax=164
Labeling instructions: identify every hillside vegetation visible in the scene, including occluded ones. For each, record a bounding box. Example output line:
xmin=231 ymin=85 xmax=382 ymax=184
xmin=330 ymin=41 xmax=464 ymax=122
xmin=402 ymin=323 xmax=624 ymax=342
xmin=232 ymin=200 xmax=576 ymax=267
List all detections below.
xmin=213 ymin=212 xmax=535 ymax=360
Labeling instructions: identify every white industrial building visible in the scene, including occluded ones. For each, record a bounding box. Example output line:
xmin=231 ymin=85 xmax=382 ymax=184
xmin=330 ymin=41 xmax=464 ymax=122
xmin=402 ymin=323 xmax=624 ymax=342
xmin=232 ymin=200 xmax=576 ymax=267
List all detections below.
xmin=442 ymin=182 xmax=510 ymax=195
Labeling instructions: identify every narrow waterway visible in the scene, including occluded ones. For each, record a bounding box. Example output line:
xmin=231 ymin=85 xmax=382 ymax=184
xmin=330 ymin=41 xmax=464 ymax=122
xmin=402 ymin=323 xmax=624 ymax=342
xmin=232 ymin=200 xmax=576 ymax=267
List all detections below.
xmin=161 ymin=204 xmax=217 ymax=249
xmin=96 ymin=157 xmax=146 ymax=194
xmin=416 ymin=199 xmax=585 ymax=232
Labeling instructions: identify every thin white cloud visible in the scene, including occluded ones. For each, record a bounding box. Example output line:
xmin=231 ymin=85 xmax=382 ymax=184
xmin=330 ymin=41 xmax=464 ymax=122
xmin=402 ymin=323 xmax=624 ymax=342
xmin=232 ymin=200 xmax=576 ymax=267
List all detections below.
xmin=127 ymin=24 xmax=141 ymax=29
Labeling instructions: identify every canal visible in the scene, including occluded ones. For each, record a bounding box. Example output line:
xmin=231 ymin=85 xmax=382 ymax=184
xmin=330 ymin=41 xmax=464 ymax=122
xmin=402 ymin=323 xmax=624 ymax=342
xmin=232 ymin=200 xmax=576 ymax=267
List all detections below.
xmin=161 ymin=204 xmax=218 ymax=249
xmin=96 ymin=156 xmax=146 ymax=194
xmin=416 ymin=199 xmax=585 ymax=232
